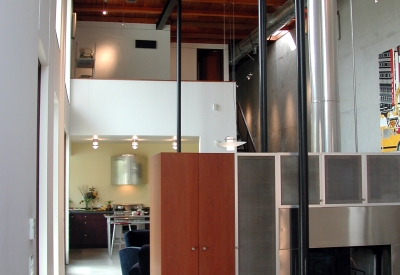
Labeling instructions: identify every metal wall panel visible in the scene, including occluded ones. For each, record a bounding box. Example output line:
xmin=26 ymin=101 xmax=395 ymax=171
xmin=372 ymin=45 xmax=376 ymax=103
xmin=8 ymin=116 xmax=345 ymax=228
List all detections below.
xmin=238 ymin=156 xmax=275 ymax=275
xmin=392 ymin=245 xmax=400 ymax=274
xmin=325 ymin=155 xmax=362 ymax=204
xmin=281 ymin=155 xmax=320 ymax=205
xmin=280 ymin=206 xmax=400 ymax=250
xmin=367 ymin=155 xmax=400 ymax=203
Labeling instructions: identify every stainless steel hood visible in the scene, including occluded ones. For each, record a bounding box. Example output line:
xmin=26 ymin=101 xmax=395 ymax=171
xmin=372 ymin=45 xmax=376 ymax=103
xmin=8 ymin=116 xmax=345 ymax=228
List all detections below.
xmin=111 ymin=154 xmax=146 ymax=185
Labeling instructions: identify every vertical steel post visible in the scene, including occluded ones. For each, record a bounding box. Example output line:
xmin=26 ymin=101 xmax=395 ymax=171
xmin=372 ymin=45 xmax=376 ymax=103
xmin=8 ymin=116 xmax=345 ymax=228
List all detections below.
xmin=295 ymin=0 xmax=309 ymax=274
xmin=177 ymin=0 xmax=182 ymax=152
xmin=259 ymin=0 xmax=268 ymax=152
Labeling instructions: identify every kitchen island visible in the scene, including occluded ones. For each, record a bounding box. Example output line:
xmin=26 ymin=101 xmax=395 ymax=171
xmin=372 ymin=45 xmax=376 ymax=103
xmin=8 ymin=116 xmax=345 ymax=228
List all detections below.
xmin=69 ymin=209 xmax=113 ymax=249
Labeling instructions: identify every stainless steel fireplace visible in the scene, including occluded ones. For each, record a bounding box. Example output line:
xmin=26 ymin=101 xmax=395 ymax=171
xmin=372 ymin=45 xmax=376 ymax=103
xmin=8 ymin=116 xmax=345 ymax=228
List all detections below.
xmin=237 ymin=153 xmax=400 ymax=275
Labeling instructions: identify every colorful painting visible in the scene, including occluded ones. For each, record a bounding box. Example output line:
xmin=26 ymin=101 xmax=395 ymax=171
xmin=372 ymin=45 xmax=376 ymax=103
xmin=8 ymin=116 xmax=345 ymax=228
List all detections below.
xmin=379 ymin=46 xmax=400 ymax=152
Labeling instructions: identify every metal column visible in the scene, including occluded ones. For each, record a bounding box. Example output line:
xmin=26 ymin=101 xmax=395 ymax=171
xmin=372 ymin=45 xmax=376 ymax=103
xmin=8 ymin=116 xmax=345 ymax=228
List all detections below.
xmin=295 ymin=0 xmax=309 ymax=274
xmin=259 ymin=0 xmax=268 ymax=152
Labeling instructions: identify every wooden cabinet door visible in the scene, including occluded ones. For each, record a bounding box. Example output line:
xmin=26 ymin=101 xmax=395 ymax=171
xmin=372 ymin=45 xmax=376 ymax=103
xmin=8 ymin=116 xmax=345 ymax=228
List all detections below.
xmin=198 ymin=153 xmax=235 ymax=275
xmin=152 ymin=153 xmax=199 ymax=275
xmin=70 ymin=213 xmax=108 ymax=248
xmin=83 ymin=214 xmax=108 ymax=247
xmin=69 ymin=214 xmax=83 ymax=248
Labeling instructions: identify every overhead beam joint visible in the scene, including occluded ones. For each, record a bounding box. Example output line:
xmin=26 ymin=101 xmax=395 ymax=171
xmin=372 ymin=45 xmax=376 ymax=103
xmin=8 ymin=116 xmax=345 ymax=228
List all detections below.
xmin=157 ymin=0 xmax=177 ymax=30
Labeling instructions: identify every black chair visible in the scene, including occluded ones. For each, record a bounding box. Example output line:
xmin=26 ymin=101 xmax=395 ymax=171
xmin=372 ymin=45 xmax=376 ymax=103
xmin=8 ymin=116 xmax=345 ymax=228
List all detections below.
xmin=119 ymin=245 xmax=150 ymax=275
xmin=124 ymin=230 xmax=150 ymax=247
xmin=119 ymin=247 xmax=140 ymax=275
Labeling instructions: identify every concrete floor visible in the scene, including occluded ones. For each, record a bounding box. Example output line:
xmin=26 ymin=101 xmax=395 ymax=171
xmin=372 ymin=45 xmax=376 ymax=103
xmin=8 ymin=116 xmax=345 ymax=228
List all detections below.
xmin=66 ymin=248 xmax=122 ymax=275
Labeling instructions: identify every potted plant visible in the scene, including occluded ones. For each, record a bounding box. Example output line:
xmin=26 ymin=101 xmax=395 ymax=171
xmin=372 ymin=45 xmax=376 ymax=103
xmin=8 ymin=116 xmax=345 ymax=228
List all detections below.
xmin=105 ymin=200 xmax=114 ymax=211
xmin=78 ymin=185 xmax=100 ymax=210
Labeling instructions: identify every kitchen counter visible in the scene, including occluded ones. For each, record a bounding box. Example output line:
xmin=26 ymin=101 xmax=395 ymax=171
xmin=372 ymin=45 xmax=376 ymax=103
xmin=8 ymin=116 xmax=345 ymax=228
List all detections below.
xmin=69 ymin=209 xmax=114 ymax=214
xmin=69 ymin=210 xmax=112 ymax=249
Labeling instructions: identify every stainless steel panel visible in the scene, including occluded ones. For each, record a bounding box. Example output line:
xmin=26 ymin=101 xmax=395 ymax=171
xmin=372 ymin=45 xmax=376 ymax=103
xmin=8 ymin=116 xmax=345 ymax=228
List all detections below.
xmin=279 ymin=208 xmax=298 ymax=250
xmin=279 ymin=249 xmax=296 ymax=275
xmin=392 ymin=244 xmax=400 ymax=274
xmin=310 ymin=206 xmax=400 ymax=248
xmin=280 ymin=206 xmax=400 ymax=249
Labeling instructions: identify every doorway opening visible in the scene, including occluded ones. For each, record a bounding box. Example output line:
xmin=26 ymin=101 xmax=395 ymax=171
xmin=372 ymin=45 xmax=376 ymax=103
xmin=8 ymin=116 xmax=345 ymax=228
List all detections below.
xmin=197 ymin=49 xmax=223 ymax=81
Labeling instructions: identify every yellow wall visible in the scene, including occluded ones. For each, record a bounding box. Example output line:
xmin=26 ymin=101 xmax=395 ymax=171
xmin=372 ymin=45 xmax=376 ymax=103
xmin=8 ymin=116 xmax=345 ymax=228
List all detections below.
xmin=69 ymin=140 xmax=199 ymax=208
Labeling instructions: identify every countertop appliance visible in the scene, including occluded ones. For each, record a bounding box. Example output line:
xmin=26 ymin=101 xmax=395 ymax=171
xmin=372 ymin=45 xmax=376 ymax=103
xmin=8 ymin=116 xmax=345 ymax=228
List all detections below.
xmin=113 ymin=204 xmax=150 ymax=215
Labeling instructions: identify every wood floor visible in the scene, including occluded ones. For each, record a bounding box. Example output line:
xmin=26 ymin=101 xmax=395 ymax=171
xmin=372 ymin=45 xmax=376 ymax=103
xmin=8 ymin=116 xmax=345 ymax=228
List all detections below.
xmin=66 ymin=248 xmax=122 ymax=275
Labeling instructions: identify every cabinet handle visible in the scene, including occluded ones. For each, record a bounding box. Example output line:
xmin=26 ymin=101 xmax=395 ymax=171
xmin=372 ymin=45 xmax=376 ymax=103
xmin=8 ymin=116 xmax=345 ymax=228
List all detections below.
xmin=203 ymin=247 xmax=207 ymax=251
xmin=191 ymin=247 xmax=196 ymax=251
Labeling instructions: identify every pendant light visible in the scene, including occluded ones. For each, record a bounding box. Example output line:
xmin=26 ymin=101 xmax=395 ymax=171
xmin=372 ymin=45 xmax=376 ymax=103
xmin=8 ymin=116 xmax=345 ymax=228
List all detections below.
xmin=172 ymin=136 xmax=177 ymax=150
xmin=132 ymin=135 xmax=138 ymax=150
xmin=216 ymin=136 xmax=245 ymax=151
xmin=92 ymin=135 xmax=99 ymax=149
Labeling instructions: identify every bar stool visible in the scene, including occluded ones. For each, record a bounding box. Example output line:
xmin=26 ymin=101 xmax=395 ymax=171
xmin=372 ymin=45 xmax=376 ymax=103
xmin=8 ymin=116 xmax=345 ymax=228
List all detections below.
xmin=110 ymin=220 xmax=132 ymax=258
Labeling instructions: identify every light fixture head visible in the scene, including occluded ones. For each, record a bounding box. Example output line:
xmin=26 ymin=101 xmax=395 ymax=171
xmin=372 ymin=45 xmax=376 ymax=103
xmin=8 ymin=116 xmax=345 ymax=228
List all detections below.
xmin=132 ymin=135 xmax=138 ymax=150
xmin=172 ymin=136 xmax=177 ymax=150
xmin=216 ymin=136 xmax=246 ymax=151
xmin=102 ymin=0 xmax=108 ymax=15
xmin=92 ymin=135 xmax=99 ymax=149
xmin=247 ymin=72 xmax=253 ymax=80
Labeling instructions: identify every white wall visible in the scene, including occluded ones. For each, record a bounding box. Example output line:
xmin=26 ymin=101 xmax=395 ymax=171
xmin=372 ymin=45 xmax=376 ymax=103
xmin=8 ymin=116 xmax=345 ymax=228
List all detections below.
xmin=337 ymin=0 xmax=400 ymax=152
xmin=0 ymin=1 xmax=40 ymax=274
xmin=0 ymin=0 xmax=67 ymax=274
xmin=170 ymin=42 xmax=230 ymax=81
xmin=70 ymin=79 xmax=237 ymax=152
xmin=73 ymin=22 xmax=171 ymax=80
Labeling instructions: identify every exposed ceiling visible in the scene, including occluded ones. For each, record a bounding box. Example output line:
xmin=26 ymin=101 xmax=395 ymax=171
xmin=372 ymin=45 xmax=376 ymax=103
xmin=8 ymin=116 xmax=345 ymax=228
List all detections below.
xmin=72 ymin=0 xmax=295 ymax=45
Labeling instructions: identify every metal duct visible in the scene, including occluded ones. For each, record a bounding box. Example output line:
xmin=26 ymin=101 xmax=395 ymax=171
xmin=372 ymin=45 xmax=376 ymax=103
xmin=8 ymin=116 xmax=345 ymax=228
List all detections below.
xmin=232 ymin=0 xmax=295 ymax=64
xmin=308 ymin=0 xmax=340 ymax=152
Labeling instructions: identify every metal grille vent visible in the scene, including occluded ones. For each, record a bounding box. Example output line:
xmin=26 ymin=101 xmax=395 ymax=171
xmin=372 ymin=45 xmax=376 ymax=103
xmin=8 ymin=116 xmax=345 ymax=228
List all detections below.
xmin=367 ymin=155 xmax=400 ymax=203
xmin=325 ymin=155 xmax=362 ymax=204
xmin=281 ymin=155 xmax=320 ymax=205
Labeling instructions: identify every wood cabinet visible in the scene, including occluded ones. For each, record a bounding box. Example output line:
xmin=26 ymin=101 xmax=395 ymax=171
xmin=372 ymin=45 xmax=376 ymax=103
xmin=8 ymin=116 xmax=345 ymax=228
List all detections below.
xmin=150 ymin=153 xmax=235 ymax=275
xmin=69 ymin=212 xmax=108 ymax=248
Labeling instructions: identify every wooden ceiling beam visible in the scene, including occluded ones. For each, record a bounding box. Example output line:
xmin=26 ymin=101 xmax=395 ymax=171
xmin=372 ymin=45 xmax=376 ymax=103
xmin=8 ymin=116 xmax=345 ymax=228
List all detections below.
xmin=182 ymin=0 xmax=285 ymax=5
xmin=76 ymin=16 xmax=158 ymax=24
xmin=73 ymin=5 xmax=258 ymax=19
xmin=170 ymin=21 xmax=257 ymax=30
xmin=74 ymin=5 xmax=161 ymax=14
xmin=170 ymin=32 xmax=247 ymax=40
